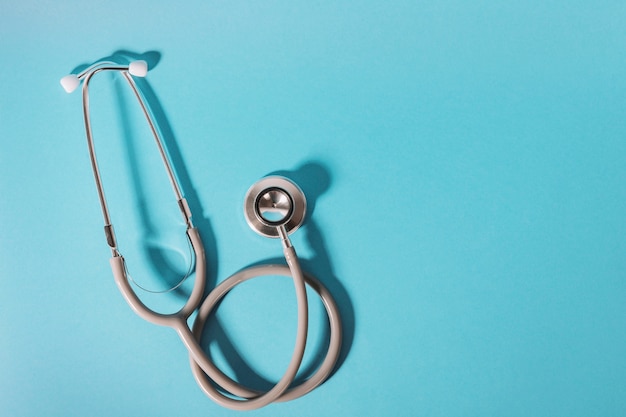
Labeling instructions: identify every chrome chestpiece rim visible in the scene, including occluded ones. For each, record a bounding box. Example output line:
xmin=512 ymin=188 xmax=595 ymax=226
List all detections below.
xmin=244 ymin=176 xmax=307 ymax=238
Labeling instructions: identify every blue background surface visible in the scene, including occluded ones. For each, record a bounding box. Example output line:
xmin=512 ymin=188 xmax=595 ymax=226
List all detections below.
xmin=1 ymin=1 xmax=625 ymax=416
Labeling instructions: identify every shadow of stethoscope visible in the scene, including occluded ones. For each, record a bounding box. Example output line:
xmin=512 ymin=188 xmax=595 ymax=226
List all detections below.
xmin=94 ymin=50 xmax=353 ymax=389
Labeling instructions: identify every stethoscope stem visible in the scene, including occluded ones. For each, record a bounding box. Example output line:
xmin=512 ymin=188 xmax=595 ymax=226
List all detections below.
xmin=278 ymin=224 xmax=293 ymax=248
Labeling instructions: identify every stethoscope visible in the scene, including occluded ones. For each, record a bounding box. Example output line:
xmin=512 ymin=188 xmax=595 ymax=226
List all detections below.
xmin=60 ymin=59 xmax=342 ymax=410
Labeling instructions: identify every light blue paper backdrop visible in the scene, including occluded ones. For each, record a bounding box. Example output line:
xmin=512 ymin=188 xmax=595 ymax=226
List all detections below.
xmin=1 ymin=1 xmax=625 ymax=416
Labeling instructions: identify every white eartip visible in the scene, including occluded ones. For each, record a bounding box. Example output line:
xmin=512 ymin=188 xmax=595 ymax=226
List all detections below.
xmin=60 ymin=74 xmax=80 ymax=93
xmin=128 ymin=60 xmax=148 ymax=77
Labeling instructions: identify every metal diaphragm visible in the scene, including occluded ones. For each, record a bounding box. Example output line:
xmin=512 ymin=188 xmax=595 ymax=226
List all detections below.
xmin=244 ymin=176 xmax=306 ymax=238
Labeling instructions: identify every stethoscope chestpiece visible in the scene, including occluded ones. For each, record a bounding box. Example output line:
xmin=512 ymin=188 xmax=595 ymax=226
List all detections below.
xmin=244 ymin=176 xmax=306 ymax=238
